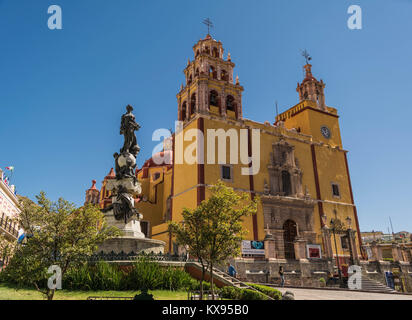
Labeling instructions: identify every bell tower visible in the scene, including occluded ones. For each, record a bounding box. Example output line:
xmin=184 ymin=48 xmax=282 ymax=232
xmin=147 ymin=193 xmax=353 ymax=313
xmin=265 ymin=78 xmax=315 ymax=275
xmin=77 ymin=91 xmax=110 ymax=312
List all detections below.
xmin=177 ymin=34 xmax=244 ymax=121
xmin=296 ymin=63 xmax=326 ymax=111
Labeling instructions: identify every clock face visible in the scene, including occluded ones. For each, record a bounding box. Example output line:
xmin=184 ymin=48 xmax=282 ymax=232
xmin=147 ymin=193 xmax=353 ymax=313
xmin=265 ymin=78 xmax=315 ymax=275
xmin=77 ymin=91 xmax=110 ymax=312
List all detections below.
xmin=320 ymin=126 xmax=331 ymax=139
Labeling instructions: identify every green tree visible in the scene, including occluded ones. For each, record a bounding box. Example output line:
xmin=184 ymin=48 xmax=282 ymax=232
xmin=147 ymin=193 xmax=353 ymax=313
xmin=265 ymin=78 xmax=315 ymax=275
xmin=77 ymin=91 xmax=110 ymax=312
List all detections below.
xmin=168 ymin=206 xmax=210 ymax=299
xmin=0 ymin=232 xmax=15 ymax=269
xmin=169 ymin=181 xmax=258 ymax=299
xmin=2 ymin=192 xmax=120 ymax=300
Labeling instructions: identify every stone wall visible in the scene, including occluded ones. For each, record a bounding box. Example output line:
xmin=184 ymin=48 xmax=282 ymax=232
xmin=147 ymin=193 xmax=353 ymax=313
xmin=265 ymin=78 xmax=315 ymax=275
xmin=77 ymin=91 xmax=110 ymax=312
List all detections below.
xmin=233 ymin=257 xmax=333 ymax=287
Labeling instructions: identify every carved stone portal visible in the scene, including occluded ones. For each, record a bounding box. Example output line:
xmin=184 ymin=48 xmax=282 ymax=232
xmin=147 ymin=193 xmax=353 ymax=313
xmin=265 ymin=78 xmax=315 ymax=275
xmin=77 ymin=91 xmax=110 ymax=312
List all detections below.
xmin=263 ymin=140 xmax=317 ymax=260
xmin=268 ymin=139 xmax=303 ymax=197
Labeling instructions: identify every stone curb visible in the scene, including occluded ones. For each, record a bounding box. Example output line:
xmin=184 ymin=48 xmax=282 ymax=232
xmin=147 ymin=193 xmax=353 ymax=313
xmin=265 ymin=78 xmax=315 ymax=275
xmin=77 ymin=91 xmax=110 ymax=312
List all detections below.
xmin=255 ymin=282 xmax=412 ymax=295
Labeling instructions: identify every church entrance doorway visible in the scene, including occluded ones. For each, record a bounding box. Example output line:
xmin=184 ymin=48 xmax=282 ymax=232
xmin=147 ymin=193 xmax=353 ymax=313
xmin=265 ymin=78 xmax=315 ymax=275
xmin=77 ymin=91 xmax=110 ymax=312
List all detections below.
xmin=283 ymin=219 xmax=298 ymax=259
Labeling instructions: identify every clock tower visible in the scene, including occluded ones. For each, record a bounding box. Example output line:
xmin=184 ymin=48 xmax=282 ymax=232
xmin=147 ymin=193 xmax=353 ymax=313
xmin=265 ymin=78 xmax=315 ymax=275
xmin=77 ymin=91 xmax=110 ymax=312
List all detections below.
xmin=276 ymin=62 xmax=343 ymax=148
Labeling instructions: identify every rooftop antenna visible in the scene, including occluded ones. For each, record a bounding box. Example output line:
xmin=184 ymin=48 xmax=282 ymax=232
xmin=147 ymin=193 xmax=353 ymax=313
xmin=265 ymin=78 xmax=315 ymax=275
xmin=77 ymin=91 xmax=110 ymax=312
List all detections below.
xmin=202 ymin=18 xmax=214 ymax=35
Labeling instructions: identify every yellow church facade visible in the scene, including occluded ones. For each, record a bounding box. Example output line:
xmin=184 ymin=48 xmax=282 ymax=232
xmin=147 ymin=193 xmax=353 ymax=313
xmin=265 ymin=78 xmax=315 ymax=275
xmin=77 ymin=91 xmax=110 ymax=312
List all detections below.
xmin=91 ymin=34 xmax=362 ymax=267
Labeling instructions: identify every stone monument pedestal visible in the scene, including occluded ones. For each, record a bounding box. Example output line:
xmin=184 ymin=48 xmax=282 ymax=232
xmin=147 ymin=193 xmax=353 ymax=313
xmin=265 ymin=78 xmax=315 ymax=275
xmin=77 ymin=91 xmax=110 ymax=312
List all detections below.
xmin=104 ymin=210 xmax=145 ymax=238
xmin=99 ymin=210 xmax=165 ymax=255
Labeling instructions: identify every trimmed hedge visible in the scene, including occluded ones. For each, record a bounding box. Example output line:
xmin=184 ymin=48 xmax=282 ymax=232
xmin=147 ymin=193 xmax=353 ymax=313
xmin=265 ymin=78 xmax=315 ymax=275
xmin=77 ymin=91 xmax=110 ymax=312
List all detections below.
xmin=219 ymin=285 xmax=269 ymax=300
xmin=246 ymin=283 xmax=282 ymax=300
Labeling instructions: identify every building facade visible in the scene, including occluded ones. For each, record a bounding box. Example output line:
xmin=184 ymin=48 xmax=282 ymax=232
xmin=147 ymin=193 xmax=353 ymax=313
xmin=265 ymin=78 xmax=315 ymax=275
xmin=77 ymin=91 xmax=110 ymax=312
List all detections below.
xmin=0 ymin=169 xmax=20 ymax=242
xmin=88 ymin=34 xmax=363 ymax=271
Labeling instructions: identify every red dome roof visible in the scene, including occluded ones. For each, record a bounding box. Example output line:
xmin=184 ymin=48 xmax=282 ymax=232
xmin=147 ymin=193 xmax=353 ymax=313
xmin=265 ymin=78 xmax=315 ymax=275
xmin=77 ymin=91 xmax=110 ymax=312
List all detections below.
xmin=142 ymin=150 xmax=173 ymax=168
xmin=89 ymin=180 xmax=98 ymax=190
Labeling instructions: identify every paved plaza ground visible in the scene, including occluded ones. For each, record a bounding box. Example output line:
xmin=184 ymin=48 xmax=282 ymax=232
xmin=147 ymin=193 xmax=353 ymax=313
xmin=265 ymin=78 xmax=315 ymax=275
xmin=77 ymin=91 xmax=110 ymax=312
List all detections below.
xmin=274 ymin=287 xmax=412 ymax=300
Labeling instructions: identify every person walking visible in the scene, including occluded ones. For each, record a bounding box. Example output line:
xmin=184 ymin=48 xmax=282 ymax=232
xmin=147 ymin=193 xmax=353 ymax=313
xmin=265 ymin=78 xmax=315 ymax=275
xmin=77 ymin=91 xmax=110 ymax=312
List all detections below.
xmin=279 ymin=266 xmax=285 ymax=287
xmin=227 ymin=263 xmax=237 ymax=278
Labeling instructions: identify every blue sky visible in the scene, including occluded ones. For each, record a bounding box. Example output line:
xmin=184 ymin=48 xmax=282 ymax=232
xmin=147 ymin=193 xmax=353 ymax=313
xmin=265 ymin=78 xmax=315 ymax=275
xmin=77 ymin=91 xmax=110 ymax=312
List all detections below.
xmin=1 ymin=0 xmax=411 ymax=233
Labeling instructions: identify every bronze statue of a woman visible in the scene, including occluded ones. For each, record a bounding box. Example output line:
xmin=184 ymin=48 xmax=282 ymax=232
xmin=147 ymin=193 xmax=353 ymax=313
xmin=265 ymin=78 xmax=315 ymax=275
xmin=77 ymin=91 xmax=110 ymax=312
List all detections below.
xmin=120 ymin=105 xmax=141 ymax=157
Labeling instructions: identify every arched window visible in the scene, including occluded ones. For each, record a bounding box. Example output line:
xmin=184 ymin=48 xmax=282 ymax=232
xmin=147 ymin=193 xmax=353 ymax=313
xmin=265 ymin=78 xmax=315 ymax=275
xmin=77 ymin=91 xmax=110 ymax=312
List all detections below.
xmin=226 ymin=95 xmax=235 ymax=112
xmin=209 ymin=90 xmax=219 ymax=107
xmin=181 ymin=101 xmax=187 ymax=120
xmin=195 ymin=68 xmax=199 ymax=77
xmin=190 ymin=93 xmax=196 ymax=115
xmin=212 ymin=47 xmax=219 ymax=58
xmin=282 ymin=171 xmax=291 ymax=195
xmin=188 ymin=74 xmax=192 ymax=85
xmin=196 ymin=49 xmax=200 ymax=57
xmin=205 ymin=46 xmax=210 ymax=54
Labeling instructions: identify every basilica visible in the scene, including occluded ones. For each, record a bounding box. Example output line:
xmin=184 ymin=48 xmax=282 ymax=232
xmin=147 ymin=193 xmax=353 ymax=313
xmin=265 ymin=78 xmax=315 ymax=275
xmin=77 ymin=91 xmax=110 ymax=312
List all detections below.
xmin=85 ymin=33 xmax=364 ymax=278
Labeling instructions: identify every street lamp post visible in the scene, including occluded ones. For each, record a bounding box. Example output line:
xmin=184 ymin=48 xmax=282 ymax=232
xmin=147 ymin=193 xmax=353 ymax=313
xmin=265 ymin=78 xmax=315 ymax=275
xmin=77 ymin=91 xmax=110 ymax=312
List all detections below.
xmin=330 ymin=218 xmax=344 ymax=287
xmin=346 ymin=216 xmax=354 ymax=265
xmin=322 ymin=212 xmax=348 ymax=288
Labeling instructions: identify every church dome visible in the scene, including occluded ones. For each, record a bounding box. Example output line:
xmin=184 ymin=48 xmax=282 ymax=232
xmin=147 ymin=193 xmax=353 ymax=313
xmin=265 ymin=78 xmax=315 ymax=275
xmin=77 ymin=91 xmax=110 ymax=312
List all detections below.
xmin=142 ymin=150 xmax=173 ymax=168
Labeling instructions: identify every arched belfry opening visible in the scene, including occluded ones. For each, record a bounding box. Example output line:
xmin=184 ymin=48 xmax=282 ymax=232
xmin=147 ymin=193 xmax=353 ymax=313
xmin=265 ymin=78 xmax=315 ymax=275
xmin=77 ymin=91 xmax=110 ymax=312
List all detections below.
xmin=210 ymin=90 xmax=219 ymax=107
xmin=180 ymin=101 xmax=187 ymax=121
xmin=190 ymin=93 xmax=196 ymax=116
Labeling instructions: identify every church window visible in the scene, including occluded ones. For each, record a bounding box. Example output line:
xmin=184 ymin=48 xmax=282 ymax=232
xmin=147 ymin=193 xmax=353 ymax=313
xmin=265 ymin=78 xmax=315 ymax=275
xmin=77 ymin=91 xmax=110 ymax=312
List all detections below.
xmin=221 ymin=165 xmax=233 ymax=182
xmin=341 ymin=235 xmax=349 ymax=250
xmin=195 ymin=68 xmax=199 ymax=77
xmin=188 ymin=74 xmax=192 ymax=85
xmin=282 ymin=171 xmax=291 ymax=195
xmin=205 ymin=46 xmax=210 ymax=54
xmin=281 ymin=151 xmax=287 ymax=164
xmin=331 ymin=183 xmax=340 ymax=198
xmin=153 ymin=172 xmax=160 ymax=181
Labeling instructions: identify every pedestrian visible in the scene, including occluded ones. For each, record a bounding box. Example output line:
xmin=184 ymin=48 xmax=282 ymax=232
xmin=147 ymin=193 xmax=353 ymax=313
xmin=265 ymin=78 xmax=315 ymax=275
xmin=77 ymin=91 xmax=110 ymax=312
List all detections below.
xmin=227 ymin=263 xmax=237 ymax=278
xmin=279 ymin=266 xmax=285 ymax=287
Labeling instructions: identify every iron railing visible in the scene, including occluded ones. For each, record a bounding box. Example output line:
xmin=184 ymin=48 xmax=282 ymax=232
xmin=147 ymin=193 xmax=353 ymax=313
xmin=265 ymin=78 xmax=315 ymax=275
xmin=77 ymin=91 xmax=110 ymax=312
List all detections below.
xmin=88 ymin=251 xmax=192 ymax=262
xmin=0 ymin=213 xmax=18 ymax=238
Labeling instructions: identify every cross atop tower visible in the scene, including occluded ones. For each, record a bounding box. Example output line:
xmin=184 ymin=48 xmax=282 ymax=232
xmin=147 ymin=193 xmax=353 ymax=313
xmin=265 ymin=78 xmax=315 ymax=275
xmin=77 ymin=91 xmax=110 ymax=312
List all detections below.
xmin=202 ymin=18 xmax=214 ymax=35
xmin=301 ymin=49 xmax=312 ymax=65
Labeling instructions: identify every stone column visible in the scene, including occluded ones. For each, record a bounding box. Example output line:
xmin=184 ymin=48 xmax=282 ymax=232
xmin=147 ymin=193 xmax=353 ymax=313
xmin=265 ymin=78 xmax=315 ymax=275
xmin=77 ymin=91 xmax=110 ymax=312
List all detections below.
xmin=264 ymin=232 xmax=276 ymax=260
xmin=392 ymin=243 xmax=401 ymax=262
xmin=322 ymin=227 xmax=333 ymax=259
xmin=371 ymin=241 xmax=382 ymax=261
xmin=220 ymin=89 xmax=226 ymax=117
xmin=398 ymin=246 xmax=404 ymax=262
xmin=294 ymin=238 xmax=308 ymax=261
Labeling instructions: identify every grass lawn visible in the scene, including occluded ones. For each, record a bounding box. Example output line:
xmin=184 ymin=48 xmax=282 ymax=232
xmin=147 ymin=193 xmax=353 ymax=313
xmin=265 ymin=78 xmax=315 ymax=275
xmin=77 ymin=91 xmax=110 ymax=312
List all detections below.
xmin=0 ymin=284 xmax=188 ymax=300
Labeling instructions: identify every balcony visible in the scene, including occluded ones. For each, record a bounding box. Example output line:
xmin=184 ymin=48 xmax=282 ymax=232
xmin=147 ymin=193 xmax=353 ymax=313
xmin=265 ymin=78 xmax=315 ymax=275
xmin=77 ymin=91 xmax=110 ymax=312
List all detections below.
xmin=0 ymin=213 xmax=18 ymax=240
